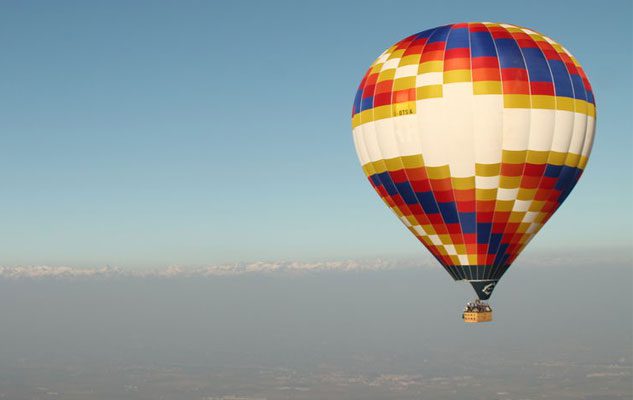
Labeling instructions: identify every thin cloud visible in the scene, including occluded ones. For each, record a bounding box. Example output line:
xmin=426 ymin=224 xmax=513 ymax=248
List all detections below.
xmin=0 ymin=258 xmax=429 ymax=279
xmin=0 ymin=249 xmax=628 ymax=279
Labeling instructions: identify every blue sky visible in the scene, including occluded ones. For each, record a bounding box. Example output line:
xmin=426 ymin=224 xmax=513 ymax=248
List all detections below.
xmin=1 ymin=0 xmax=631 ymax=268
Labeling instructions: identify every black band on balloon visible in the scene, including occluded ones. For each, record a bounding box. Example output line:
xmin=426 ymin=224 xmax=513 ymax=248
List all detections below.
xmin=469 ymin=280 xmax=498 ymax=300
xmin=443 ymin=264 xmax=510 ymax=282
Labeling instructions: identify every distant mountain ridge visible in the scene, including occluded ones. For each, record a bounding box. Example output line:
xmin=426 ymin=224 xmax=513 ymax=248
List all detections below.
xmin=0 ymin=258 xmax=424 ymax=279
xmin=1 ymin=249 xmax=628 ymax=279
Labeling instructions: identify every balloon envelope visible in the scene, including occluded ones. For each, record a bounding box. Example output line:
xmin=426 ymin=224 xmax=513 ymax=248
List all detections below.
xmin=351 ymin=22 xmax=595 ymax=299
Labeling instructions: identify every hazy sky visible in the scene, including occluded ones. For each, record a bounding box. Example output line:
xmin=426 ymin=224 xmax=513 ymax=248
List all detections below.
xmin=1 ymin=0 xmax=631 ymax=267
xmin=0 ymin=265 xmax=631 ymax=399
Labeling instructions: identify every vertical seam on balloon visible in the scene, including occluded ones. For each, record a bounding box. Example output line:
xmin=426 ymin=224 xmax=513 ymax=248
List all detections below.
xmin=381 ymin=33 xmax=431 ymax=258
xmin=414 ymin=26 xmax=464 ymax=276
xmin=416 ymin=25 xmax=464 ymax=279
xmin=497 ymin=27 xmax=542 ymax=270
xmin=519 ymin=40 xmax=588 ymax=262
xmin=352 ymin=65 xmax=375 ymax=168
xmin=466 ymin=22 xmax=477 ymax=279
xmin=468 ymin=23 xmax=491 ymax=279
xmin=566 ymin=51 xmax=591 ymax=166
xmin=562 ymin=53 xmax=590 ymax=213
xmin=387 ymin=28 xmax=451 ymax=272
xmin=517 ymin=35 xmax=577 ymax=253
xmin=371 ymin=35 xmax=420 ymax=226
xmin=466 ymin=22 xmax=480 ymax=279
xmin=507 ymin=29 xmax=559 ymax=264
xmin=567 ymin=51 xmax=590 ymax=171
xmin=493 ymin=25 xmax=532 ymax=278
xmin=489 ymin=23 xmax=532 ymax=279
xmin=441 ymin=23 xmax=472 ymax=276
xmin=579 ymin=66 xmax=596 ymax=163
xmin=359 ymin=34 xmax=437 ymax=269
xmin=356 ymin=50 xmax=395 ymax=240
xmin=391 ymin=31 xmax=434 ymax=217
xmin=542 ymin=39 xmax=582 ymax=225
xmin=421 ymin=26 xmax=462 ymax=276
xmin=417 ymin=28 xmax=459 ymax=273
xmin=577 ymin=64 xmax=597 ymax=153
xmin=478 ymin=22 xmax=504 ymax=280
xmin=432 ymin=24 xmax=467 ymax=277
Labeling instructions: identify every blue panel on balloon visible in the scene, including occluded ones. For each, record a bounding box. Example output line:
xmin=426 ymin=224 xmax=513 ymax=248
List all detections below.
xmin=446 ymin=28 xmax=469 ymax=49
xmin=570 ymin=74 xmax=587 ymax=100
xmin=369 ymin=174 xmax=381 ymax=187
xmin=376 ymin=172 xmax=398 ymax=196
xmin=416 ymin=191 xmax=439 ymax=214
xmin=438 ymin=202 xmax=459 ymax=224
xmin=477 ymin=223 xmax=492 ymax=244
xmin=459 ymin=212 xmax=477 ymax=233
xmin=360 ymin=96 xmax=373 ymax=112
xmin=495 ymin=38 xmax=525 ymax=69
xmin=470 ymin=31 xmax=497 ymax=57
xmin=555 ymin=166 xmax=577 ymax=191
xmin=395 ymin=182 xmax=418 ymax=205
xmin=521 ymin=48 xmax=552 ymax=81
xmin=415 ymin=28 xmax=436 ymax=39
xmin=494 ymin=243 xmax=509 ymax=264
xmin=548 ymin=60 xmax=574 ymax=98
xmin=544 ymin=164 xmax=563 ymax=178
xmin=353 ymin=89 xmax=363 ymax=114
xmin=488 ymin=233 xmax=502 ymax=254
xmin=587 ymin=90 xmax=594 ymax=103
xmin=427 ymin=25 xmax=451 ymax=43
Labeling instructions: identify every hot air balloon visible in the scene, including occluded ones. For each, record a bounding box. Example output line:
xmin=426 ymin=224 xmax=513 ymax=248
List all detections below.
xmin=351 ymin=22 xmax=595 ymax=322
